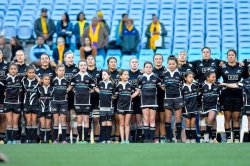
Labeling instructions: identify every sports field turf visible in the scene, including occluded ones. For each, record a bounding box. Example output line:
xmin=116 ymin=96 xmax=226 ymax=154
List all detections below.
xmin=1 ymin=144 xmax=250 ymax=166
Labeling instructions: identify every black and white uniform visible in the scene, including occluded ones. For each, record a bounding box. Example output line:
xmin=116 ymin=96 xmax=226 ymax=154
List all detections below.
xmin=243 ymin=59 xmax=250 ymax=79
xmin=17 ymin=63 xmax=28 ymax=78
xmin=37 ymin=85 xmax=54 ymax=119
xmin=87 ymin=67 xmax=102 ymax=116
xmin=110 ymin=69 xmax=119 ymax=113
xmin=22 ymin=77 xmax=39 ymax=114
xmin=220 ymin=63 xmax=244 ymax=112
xmin=153 ymin=66 xmax=165 ymax=112
xmin=182 ymin=83 xmax=200 ymax=118
xmin=161 ymin=69 xmax=184 ymax=110
xmin=238 ymin=78 xmax=250 ymax=116
xmin=129 ymin=69 xmax=142 ymax=114
xmin=179 ymin=62 xmax=195 ymax=76
xmin=65 ymin=64 xmax=79 ymax=110
xmin=200 ymin=81 xmax=222 ymax=114
xmin=3 ymin=74 xmax=23 ymax=114
xmin=115 ymin=81 xmax=134 ymax=114
xmin=137 ymin=73 xmax=159 ymax=109
xmin=0 ymin=61 xmax=8 ymax=107
xmin=70 ymin=72 xmax=95 ymax=115
xmin=51 ymin=77 xmax=69 ymax=115
xmin=36 ymin=66 xmax=56 ymax=79
xmin=98 ymin=80 xmax=116 ymax=120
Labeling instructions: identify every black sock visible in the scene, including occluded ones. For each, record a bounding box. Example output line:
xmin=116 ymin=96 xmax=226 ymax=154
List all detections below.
xmin=31 ymin=126 xmax=38 ymax=142
xmin=211 ymin=129 xmax=216 ymax=140
xmin=176 ymin=123 xmax=182 ymax=140
xmin=12 ymin=128 xmax=18 ymax=141
xmin=130 ymin=129 xmax=136 ymax=141
xmin=233 ymin=127 xmax=240 ymax=140
xmin=143 ymin=126 xmax=149 ymax=140
xmin=73 ymin=134 xmax=78 ymax=143
xmin=77 ymin=126 xmax=83 ymax=141
xmin=185 ymin=128 xmax=191 ymax=140
xmin=26 ymin=126 xmax=32 ymax=141
xmin=100 ymin=125 xmax=106 ymax=142
xmin=40 ymin=128 xmax=45 ymax=142
xmin=106 ymin=126 xmax=112 ymax=141
xmin=45 ymin=129 xmax=51 ymax=143
xmin=6 ymin=128 xmax=12 ymax=141
xmin=84 ymin=127 xmax=89 ymax=142
xmin=61 ymin=126 xmax=67 ymax=142
xmin=165 ymin=122 xmax=172 ymax=140
xmin=191 ymin=128 xmax=196 ymax=140
xmin=200 ymin=130 xmax=205 ymax=139
xmin=66 ymin=134 xmax=71 ymax=143
xmin=94 ymin=135 xmax=99 ymax=142
xmin=53 ymin=126 xmax=59 ymax=141
xmin=0 ymin=132 xmax=5 ymax=141
xmin=225 ymin=128 xmax=231 ymax=140
xmin=136 ymin=126 xmax=143 ymax=140
xmin=115 ymin=135 xmax=119 ymax=141
xmin=149 ymin=127 xmax=155 ymax=141
xmin=206 ymin=125 xmax=213 ymax=139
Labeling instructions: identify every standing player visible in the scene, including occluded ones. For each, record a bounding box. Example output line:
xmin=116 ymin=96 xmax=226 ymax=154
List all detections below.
xmin=137 ymin=61 xmax=159 ymax=142
xmin=219 ymin=49 xmax=244 ymax=143
xmin=115 ymin=70 xmax=139 ymax=144
xmin=64 ymin=52 xmax=79 ymax=143
xmin=36 ymin=53 xmax=56 ymax=79
xmin=2 ymin=63 xmax=23 ymax=144
xmin=243 ymin=58 xmax=250 ymax=79
xmin=178 ymin=50 xmax=195 ymax=75
xmin=37 ymin=74 xmax=54 ymax=143
xmin=51 ymin=65 xmax=70 ymax=144
xmin=87 ymin=55 xmax=102 ymax=142
xmin=0 ymin=49 xmax=8 ymax=144
xmin=161 ymin=56 xmax=184 ymax=143
xmin=182 ymin=71 xmax=199 ymax=143
xmin=70 ymin=60 xmax=95 ymax=144
xmin=128 ymin=57 xmax=143 ymax=142
xmin=22 ymin=66 xmax=40 ymax=143
xmin=152 ymin=54 xmax=166 ymax=143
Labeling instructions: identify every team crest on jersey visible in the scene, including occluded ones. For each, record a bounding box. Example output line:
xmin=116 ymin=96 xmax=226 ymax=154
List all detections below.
xmin=0 ymin=71 xmax=5 ymax=76
xmin=237 ymin=70 xmax=242 ymax=73
xmin=152 ymin=79 xmax=157 ymax=83
xmin=75 ymin=106 xmax=80 ymax=109
xmin=199 ymin=63 xmax=203 ymax=67
xmin=72 ymin=69 xmax=78 ymax=72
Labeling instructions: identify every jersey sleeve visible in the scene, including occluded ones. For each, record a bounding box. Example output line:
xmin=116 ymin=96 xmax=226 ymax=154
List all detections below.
xmin=136 ymin=76 xmax=142 ymax=90
xmin=89 ymin=76 xmax=96 ymax=89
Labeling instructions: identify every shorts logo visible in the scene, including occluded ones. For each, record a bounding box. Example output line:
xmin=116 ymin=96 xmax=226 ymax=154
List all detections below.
xmin=228 ymin=75 xmax=238 ymax=80
xmin=75 ymin=106 xmax=80 ymax=109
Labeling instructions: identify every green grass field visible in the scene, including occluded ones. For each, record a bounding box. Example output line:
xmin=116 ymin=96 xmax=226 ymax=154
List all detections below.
xmin=1 ymin=144 xmax=250 ymax=166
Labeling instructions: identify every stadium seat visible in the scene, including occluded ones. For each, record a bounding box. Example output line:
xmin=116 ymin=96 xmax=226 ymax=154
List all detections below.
xmin=18 ymin=21 xmax=33 ymax=40
xmin=95 ymin=55 xmax=105 ymax=69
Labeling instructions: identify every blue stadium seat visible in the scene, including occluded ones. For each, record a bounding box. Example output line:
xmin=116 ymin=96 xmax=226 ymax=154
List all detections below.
xmin=107 ymin=50 xmax=122 ymax=56
xmin=74 ymin=50 xmax=80 ymax=57
xmin=18 ymin=21 xmax=33 ymax=40
xmin=139 ymin=54 xmax=152 ymax=69
xmin=3 ymin=21 xmax=17 ymax=39
xmin=140 ymin=49 xmax=154 ymax=56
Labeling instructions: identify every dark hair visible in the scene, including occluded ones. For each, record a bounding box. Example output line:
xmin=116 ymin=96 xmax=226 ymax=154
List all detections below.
xmin=184 ymin=71 xmax=194 ymax=81
xmin=152 ymin=14 xmax=157 ymax=18
xmin=37 ymin=36 xmax=44 ymax=40
xmin=167 ymin=55 xmax=178 ymax=65
xmin=78 ymin=59 xmax=87 ymax=67
xmin=55 ymin=64 xmax=65 ymax=72
xmin=76 ymin=12 xmax=86 ymax=21
xmin=205 ymin=71 xmax=216 ymax=80
xmin=144 ymin=61 xmax=153 ymax=68
xmin=40 ymin=53 xmax=50 ymax=60
xmin=122 ymin=13 xmax=127 ymax=18
xmin=227 ymin=49 xmax=237 ymax=59
xmin=11 ymin=36 xmax=21 ymax=48
xmin=64 ymin=51 xmax=74 ymax=58
xmin=41 ymin=74 xmax=51 ymax=80
xmin=8 ymin=62 xmax=18 ymax=72
xmin=119 ymin=69 xmax=128 ymax=76
xmin=153 ymin=54 xmax=163 ymax=61
xmin=107 ymin=57 xmax=117 ymax=65
xmin=201 ymin=47 xmax=211 ymax=53
xmin=61 ymin=12 xmax=70 ymax=25
xmin=86 ymin=55 xmax=96 ymax=62
xmin=102 ymin=70 xmax=111 ymax=76
xmin=25 ymin=65 xmax=36 ymax=73
xmin=83 ymin=36 xmax=92 ymax=47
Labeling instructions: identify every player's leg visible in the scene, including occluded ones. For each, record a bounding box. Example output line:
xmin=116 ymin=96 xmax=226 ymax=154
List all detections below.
xmin=24 ymin=112 xmax=32 ymax=143
xmin=83 ymin=114 xmax=90 ymax=143
xmin=232 ymin=111 xmax=240 ymax=143
xmin=142 ymin=108 xmax=150 ymax=142
xmin=224 ymin=111 xmax=232 ymax=142
xmin=93 ymin=110 xmax=100 ymax=142
xmin=106 ymin=113 xmax=113 ymax=143
xmin=70 ymin=110 xmax=78 ymax=143
xmin=165 ymin=109 xmax=172 ymax=142
xmin=154 ymin=111 xmax=160 ymax=143
xmin=60 ymin=113 xmax=67 ymax=143
xmin=125 ymin=113 xmax=132 ymax=143
xmin=12 ymin=112 xmax=20 ymax=144
xmin=5 ymin=111 xmax=13 ymax=144
xmin=31 ymin=113 xmax=38 ymax=143
xmin=52 ymin=113 xmax=59 ymax=143
xmin=130 ymin=114 xmax=136 ymax=142
xmin=99 ymin=112 xmax=107 ymax=143
xmin=39 ymin=117 xmax=46 ymax=143
xmin=190 ymin=115 xmax=197 ymax=143
xmin=175 ymin=109 xmax=182 ymax=142
xmin=45 ymin=117 xmax=51 ymax=143
xmin=149 ymin=109 xmax=156 ymax=142
xmin=114 ymin=114 xmax=120 ymax=142
xmin=119 ymin=113 xmax=125 ymax=143
xmin=159 ymin=112 xmax=166 ymax=143
xmin=205 ymin=111 xmax=216 ymax=141
xmin=76 ymin=114 xmax=83 ymax=142
xmin=0 ymin=104 xmax=6 ymax=144
xmin=136 ymin=114 xmax=143 ymax=142
xmin=185 ymin=115 xmax=191 ymax=143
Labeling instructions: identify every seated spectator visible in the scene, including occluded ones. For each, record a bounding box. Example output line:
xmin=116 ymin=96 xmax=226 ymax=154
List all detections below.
xmin=80 ymin=36 xmax=97 ymax=60
xmin=34 ymin=8 xmax=56 ymax=47
xmin=10 ymin=36 xmax=23 ymax=62
xmin=97 ymin=10 xmax=110 ymax=35
xmin=145 ymin=14 xmax=167 ymax=50
xmin=73 ymin=12 xmax=89 ymax=49
xmin=30 ymin=36 xmax=50 ymax=64
xmin=115 ymin=13 xmax=128 ymax=47
xmin=0 ymin=35 xmax=11 ymax=62
xmin=120 ymin=18 xmax=140 ymax=55
xmin=83 ymin=17 xmax=108 ymax=56
xmin=56 ymin=12 xmax=73 ymax=49
xmin=52 ymin=37 xmax=69 ymax=65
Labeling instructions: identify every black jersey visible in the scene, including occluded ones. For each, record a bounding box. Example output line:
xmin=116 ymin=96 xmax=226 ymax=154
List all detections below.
xmin=243 ymin=59 xmax=250 ymax=79
xmin=52 ymin=77 xmax=69 ymax=101
xmin=238 ymin=78 xmax=250 ymax=106
xmin=3 ymin=74 xmax=23 ymax=103
xmin=22 ymin=77 xmax=39 ymax=106
xmin=17 ymin=63 xmax=28 ymax=78
xmin=98 ymin=80 xmax=115 ymax=109
xmin=64 ymin=64 xmax=79 ymax=81
xmin=179 ymin=62 xmax=195 ymax=76
xmin=37 ymin=85 xmax=54 ymax=112
xmin=0 ymin=61 xmax=8 ymax=92
xmin=182 ymin=83 xmax=199 ymax=113
xmin=36 ymin=66 xmax=56 ymax=79
xmin=153 ymin=66 xmax=165 ymax=99
xmin=161 ymin=69 xmax=183 ymax=98
xmin=115 ymin=81 xmax=134 ymax=111
xmin=220 ymin=62 xmax=244 ymax=97
xmin=193 ymin=59 xmax=221 ymax=83
xmin=110 ymin=69 xmax=120 ymax=84
xmin=201 ymin=81 xmax=222 ymax=112
xmin=129 ymin=69 xmax=142 ymax=103
xmin=70 ymin=72 xmax=95 ymax=105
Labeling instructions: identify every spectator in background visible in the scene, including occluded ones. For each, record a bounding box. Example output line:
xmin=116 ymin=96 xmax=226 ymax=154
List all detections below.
xmin=80 ymin=36 xmax=97 ymax=60
xmin=145 ymin=14 xmax=167 ymax=50
xmin=30 ymin=36 xmax=50 ymax=64
xmin=115 ymin=13 xmax=128 ymax=48
xmin=56 ymin=12 xmax=73 ymax=49
xmin=73 ymin=12 xmax=89 ymax=50
xmin=34 ymin=8 xmax=56 ymax=47
xmin=10 ymin=36 xmax=23 ymax=62
xmin=83 ymin=17 xmax=108 ymax=56
xmin=120 ymin=18 xmax=140 ymax=55
xmin=97 ymin=10 xmax=110 ymax=35
xmin=0 ymin=36 xmax=11 ymax=62
xmin=52 ymin=37 xmax=69 ymax=65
